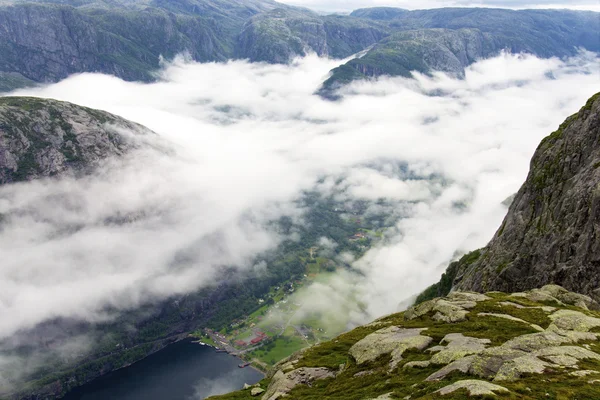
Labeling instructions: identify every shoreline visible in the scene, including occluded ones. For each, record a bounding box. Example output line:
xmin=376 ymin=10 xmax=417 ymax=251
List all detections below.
xmin=190 ymin=337 xmax=267 ymax=377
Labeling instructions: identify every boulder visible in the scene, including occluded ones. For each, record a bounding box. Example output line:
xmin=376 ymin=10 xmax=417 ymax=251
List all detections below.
xmin=349 ymin=326 xmax=432 ymax=369
xmin=262 ymin=368 xmax=335 ymax=400
xmin=436 ymin=380 xmax=509 ymax=396
xmin=428 ymin=333 xmax=491 ymax=365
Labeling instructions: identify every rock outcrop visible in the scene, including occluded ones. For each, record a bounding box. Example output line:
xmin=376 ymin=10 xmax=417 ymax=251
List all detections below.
xmin=446 ymin=93 xmax=600 ymax=299
xmin=0 ymin=96 xmax=153 ymax=184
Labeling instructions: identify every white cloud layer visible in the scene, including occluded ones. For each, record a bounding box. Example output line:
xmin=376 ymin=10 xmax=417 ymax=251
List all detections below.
xmin=280 ymin=0 xmax=600 ymax=13
xmin=1 ymin=52 xmax=598 ymax=378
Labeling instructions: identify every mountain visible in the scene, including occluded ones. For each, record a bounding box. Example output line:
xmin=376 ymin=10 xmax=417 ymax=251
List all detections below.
xmin=0 ymin=2 xmax=597 ymax=96
xmin=0 ymin=96 xmax=152 ymax=184
xmin=0 ymin=0 xmax=388 ymax=89
xmin=319 ymin=8 xmax=600 ymax=98
xmin=350 ymin=7 xmax=409 ymax=20
xmin=0 ymin=97 xmax=377 ymax=399
xmin=210 ymin=284 xmax=600 ymax=399
xmin=209 ymin=93 xmax=600 ymax=400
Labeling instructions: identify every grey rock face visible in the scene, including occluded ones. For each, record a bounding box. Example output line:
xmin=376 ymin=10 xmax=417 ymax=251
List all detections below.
xmin=452 ymin=93 xmax=600 ymax=300
xmin=0 ymin=3 xmax=233 ymax=83
xmin=0 ymin=96 xmax=152 ymax=184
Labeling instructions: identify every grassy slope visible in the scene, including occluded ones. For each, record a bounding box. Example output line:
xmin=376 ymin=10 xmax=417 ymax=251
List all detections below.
xmin=210 ymin=290 xmax=600 ymax=399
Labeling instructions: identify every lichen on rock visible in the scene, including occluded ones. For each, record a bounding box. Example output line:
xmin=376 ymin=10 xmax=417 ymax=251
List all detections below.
xmin=349 ymin=326 xmax=432 ymax=369
xmin=436 ymin=379 xmax=509 ymax=396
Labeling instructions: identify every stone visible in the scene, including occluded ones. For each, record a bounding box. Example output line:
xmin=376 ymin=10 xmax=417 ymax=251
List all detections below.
xmin=548 ymin=309 xmax=600 ymax=332
xmin=436 ymin=380 xmax=509 ymax=396
xmin=535 ymin=346 xmax=600 ymax=366
xmin=426 ymin=355 xmax=476 ymax=381
xmin=501 ymin=330 xmax=573 ymax=352
xmin=499 ymin=301 xmax=556 ymax=313
xmin=513 ymin=289 xmax=565 ymax=305
xmin=349 ymin=326 xmax=432 ymax=369
xmin=251 ymin=387 xmax=265 ymax=396
xmin=541 ymin=285 xmax=597 ymax=309
xmin=261 ymin=368 xmax=335 ymax=400
xmin=403 ymin=361 xmax=430 ymax=369
xmin=570 ymin=370 xmax=598 ymax=377
xmin=494 ymin=354 xmax=551 ymax=381
xmin=446 ymin=292 xmax=491 ymax=302
xmin=428 ymin=333 xmax=491 ymax=365
xmin=243 ymin=383 xmax=252 ymax=390
xmin=404 ymin=297 xmax=478 ymax=323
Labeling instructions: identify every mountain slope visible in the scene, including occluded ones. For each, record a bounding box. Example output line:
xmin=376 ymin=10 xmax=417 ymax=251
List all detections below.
xmin=210 ymin=285 xmax=600 ymax=399
xmin=0 ymin=96 xmax=152 ymax=184
xmin=319 ymin=8 xmax=600 ymax=98
xmin=237 ymin=8 xmax=388 ymax=63
xmin=1 ymin=2 xmax=597 ymax=95
xmin=209 ymin=92 xmax=600 ymax=400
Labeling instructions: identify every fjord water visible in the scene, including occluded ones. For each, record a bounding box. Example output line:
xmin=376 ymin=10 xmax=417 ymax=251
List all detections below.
xmin=62 ymin=339 xmax=262 ymax=400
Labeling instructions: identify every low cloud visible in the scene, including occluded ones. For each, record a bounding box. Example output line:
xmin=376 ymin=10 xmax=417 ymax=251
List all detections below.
xmin=1 ymin=51 xmax=599 ymax=384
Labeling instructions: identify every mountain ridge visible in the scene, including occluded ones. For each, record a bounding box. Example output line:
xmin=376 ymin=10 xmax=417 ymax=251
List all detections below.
xmin=0 ymin=1 xmax=597 ymax=96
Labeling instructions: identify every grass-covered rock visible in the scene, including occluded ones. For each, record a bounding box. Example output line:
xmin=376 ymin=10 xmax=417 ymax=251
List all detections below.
xmin=210 ymin=285 xmax=600 ymax=399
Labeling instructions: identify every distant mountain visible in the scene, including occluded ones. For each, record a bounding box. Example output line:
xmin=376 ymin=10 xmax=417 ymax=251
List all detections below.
xmin=418 ymin=92 xmax=600 ymax=304
xmin=0 ymin=96 xmax=152 ymax=183
xmin=350 ymin=6 xmax=409 ymax=20
xmin=1 ymin=2 xmax=597 ymax=96
xmin=237 ymin=7 xmax=388 ymax=63
xmin=319 ymin=8 xmax=600 ymax=98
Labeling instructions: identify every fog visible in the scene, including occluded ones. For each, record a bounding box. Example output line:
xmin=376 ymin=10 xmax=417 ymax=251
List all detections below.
xmin=1 ymin=51 xmax=599 ymax=387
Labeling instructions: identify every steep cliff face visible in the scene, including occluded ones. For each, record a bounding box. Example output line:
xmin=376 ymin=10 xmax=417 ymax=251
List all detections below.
xmin=449 ymin=93 xmax=600 ymax=298
xmin=0 ymin=3 xmax=233 ymax=84
xmin=0 ymin=96 xmax=152 ymax=184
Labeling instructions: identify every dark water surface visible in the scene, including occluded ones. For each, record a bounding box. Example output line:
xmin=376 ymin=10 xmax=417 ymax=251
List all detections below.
xmin=62 ymin=339 xmax=263 ymax=400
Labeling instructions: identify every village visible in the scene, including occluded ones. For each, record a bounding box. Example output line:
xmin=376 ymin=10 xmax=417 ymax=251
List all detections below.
xmin=192 ymin=226 xmax=380 ymax=370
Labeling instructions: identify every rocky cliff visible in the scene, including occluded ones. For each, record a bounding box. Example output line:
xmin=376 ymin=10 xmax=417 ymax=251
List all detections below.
xmin=0 ymin=96 xmax=152 ymax=184
xmin=210 ymin=285 xmax=600 ymax=399
xmin=442 ymin=93 xmax=600 ymax=300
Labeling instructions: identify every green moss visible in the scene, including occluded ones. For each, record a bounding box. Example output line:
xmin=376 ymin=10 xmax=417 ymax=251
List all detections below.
xmin=211 ymin=292 xmax=600 ymax=400
xmin=415 ymin=250 xmax=482 ymax=305
xmin=581 ymin=92 xmax=600 ymax=113
xmin=495 ymin=261 xmax=509 ymax=274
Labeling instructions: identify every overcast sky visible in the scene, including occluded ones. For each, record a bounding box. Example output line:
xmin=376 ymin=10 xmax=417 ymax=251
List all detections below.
xmin=276 ymin=0 xmax=600 ymax=13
